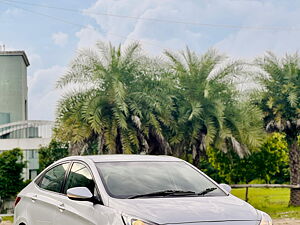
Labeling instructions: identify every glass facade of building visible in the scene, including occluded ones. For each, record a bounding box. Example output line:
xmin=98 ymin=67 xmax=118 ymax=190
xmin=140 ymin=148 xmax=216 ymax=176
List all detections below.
xmin=0 ymin=120 xmax=54 ymax=179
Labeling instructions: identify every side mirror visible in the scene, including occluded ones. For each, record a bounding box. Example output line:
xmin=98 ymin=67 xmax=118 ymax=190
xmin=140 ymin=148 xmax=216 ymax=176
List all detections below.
xmin=220 ymin=183 xmax=232 ymax=193
xmin=67 ymin=187 xmax=93 ymax=201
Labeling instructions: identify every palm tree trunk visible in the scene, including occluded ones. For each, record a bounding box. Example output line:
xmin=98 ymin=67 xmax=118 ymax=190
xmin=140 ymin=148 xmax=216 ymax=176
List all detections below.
xmin=116 ymin=128 xmax=123 ymax=154
xmin=192 ymin=145 xmax=200 ymax=167
xmin=137 ymin=131 xmax=149 ymax=154
xmin=80 ymin=143 xmax=89 ymax=155
xmin=148 ymin=128 xmax=171 ymax=155
xmin=192 ymin=132 xmax=206 ymax=167
xmin=173 ymin=143 xmax=184 ymax=158
xmin=69 ymin=142 xmax=84 ymax=155
xmin=289 ymin=139 xmax=300 ymax=206
xmin=97 ymin=133 xmax=105 ymax=154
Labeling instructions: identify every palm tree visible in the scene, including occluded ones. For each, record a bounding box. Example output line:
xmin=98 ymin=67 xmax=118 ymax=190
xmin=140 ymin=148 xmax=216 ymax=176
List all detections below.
xmin=255 ymin=52 xmax=300 ymax=206
xmin=165 ymin=48 xmax=264 ymax=166
xmin=55 ymin=42 xmax=174 ymax=155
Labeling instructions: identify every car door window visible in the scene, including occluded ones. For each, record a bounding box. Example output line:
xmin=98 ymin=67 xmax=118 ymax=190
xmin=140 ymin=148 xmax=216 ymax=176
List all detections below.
xmin=64 ymin=162 xmax=95 ymax=194
xmin=39 ymin=163 xmax=70 ymax=193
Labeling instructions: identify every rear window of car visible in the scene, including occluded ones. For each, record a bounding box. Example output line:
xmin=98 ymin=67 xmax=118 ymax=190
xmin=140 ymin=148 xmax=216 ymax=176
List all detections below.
xmin=38 ymin=163 xmax=70 ymax=193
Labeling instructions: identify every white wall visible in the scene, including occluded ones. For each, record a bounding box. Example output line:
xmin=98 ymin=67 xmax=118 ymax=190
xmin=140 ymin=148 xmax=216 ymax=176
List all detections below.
xmin=0 ymin=138 xmax=51 ymax=150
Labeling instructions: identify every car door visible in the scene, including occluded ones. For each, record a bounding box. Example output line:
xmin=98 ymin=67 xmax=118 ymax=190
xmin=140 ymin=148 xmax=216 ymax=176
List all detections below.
xmin=53 ymin=162 xmax=109 ymax=225
xmin=27 ymin=162 xmax=71 ymax=225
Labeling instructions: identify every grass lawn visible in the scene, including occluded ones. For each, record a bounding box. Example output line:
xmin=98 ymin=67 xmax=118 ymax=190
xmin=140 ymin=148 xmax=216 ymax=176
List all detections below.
xmin=1 ymin=216 xmax=13 ymax=222
xmin=232 ymin=188 xmax=300 ymax=219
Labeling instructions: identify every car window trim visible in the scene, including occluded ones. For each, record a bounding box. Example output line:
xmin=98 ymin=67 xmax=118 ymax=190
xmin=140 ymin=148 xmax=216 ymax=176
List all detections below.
xmin=34 ymin=160 xmax=72 ymax=186
xmin=34 ymin=160 xmax=103 ymax=204
xmin=34 ymin=161 xmax=72 ymax=196
xmin=63 ymin=160 xmax=103 ymax=204
xmin=184 ymin=161 xmax=229 ymax=196
xmin=60 ymin=161 xmax=73 ymax=193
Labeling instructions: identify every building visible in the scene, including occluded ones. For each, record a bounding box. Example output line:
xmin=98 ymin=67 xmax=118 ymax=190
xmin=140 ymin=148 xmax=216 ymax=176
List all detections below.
xmin=0 ymin=51 xmax=29 ymax=125
xmin=0 ymin=50 xmax=53 ymax=180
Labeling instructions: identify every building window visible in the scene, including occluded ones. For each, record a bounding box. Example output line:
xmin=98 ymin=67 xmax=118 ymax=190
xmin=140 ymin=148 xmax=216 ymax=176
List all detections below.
xmin=25 ymin=100 xmax=28 ymax=120
xmin=27 ymin=149 xmax=38 ymax=159
xmin=29 ymin=150 xmax=34 ymax=159
xmin=29 ymin=169 xmax=38 ymax=180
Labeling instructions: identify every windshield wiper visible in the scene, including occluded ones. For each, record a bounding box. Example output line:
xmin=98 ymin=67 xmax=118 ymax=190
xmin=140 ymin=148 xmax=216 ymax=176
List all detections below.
xmin=128 ymin=188 xmax=218 ymax=199
xmin=197 ymin=187 xmax=217 ymax=196
xmin=128 ymin=190 xmax=197 ymax=199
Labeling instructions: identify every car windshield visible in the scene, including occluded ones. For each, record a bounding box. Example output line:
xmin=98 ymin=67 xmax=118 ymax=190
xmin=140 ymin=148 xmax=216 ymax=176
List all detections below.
xmin=96 ymin=161 xmax=226 ymax=199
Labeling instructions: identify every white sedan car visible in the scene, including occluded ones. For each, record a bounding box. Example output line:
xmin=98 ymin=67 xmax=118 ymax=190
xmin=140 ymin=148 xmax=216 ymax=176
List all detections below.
xmin=14 ymin=155 xmax=272 ymax=225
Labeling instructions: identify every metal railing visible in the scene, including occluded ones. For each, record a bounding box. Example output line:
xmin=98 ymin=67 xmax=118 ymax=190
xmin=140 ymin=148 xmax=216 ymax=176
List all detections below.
xmin=0 ymin=120 xmax=54 ymax=139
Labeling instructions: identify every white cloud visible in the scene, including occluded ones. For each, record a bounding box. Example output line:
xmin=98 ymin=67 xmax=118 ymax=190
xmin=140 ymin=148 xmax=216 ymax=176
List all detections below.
xmin=19 ymin=0 xmax=300 ymax=122
xmin=80 ymin=0 xmax=205 ymax=54
xmin=215 ymin=29 xmax=300 ymax=59
xmin=212 ymin=1 xmax=300 ymax=58
xmin=52 ymin=32 xmax=69 ymax=47
xmin=78 ymin=0 xmax=300 ymax=57
xmin=28 ymin=65 xmax=66 ymax=121
xmin=4 ymin=8 xmax=22 ymax=16
xmin=75 ymin=25 xmax=103 ymax=49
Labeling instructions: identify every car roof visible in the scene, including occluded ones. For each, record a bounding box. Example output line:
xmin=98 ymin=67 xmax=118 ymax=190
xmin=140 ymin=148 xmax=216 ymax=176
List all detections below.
xmin=60 ymin=154 xmax=183 ymax=163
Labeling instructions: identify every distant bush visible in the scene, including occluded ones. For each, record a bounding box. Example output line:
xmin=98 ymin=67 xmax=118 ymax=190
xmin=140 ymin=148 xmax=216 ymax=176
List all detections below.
xmin=0 ymin=148 xmax=25 ymax=201
xmin=205 ymin=133 xmax=289 ymax=184
xmin=38 ymin=139 xmax=69 ymax=172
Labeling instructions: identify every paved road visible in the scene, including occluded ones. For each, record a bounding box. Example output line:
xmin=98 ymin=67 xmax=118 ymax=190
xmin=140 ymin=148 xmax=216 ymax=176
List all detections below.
xmin=2 ymin=219 xmax=300 ymax=225
xmin=1 ymin=222 xmax=11 ymax=225
xmin=274 ymin=219 xmax=300 ymax=225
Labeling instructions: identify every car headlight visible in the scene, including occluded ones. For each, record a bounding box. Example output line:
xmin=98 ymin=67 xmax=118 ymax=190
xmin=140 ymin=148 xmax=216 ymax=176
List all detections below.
xmin=122 ymin=214 xmax=157 ymax=225
xmin=258 ymin=210 xmax=272 ymax=225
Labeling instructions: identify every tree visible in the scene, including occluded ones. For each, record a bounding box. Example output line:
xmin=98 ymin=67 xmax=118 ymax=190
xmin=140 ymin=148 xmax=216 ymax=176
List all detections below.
xmin=55 ymin=42 xmax=174 ymax=155
xmin=255 ymin=52 xmax=300 ymax=206
xmin=251 ymin=133 xmax=289 ymax=183
xmin=165 ymin=48 xmax=264 ymax=166
xmin=38 ymin=140 xmax=69 ymax=171
xmin=208 ymin=133 xmax=289 ymax=184
xmin=0 ymin=148 xmax=25 ymax=201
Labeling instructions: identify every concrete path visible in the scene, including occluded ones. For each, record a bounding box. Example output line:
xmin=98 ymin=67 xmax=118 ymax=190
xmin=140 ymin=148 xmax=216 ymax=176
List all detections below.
xmin=0 ymin=222 xmax=11 ymax=225
xmin=274 ymin=219 xmax=300 ymax=225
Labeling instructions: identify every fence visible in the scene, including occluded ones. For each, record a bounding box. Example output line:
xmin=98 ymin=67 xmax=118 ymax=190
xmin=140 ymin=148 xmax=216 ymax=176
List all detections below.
xmin=231 ymin=184 xmax=300 ymax=202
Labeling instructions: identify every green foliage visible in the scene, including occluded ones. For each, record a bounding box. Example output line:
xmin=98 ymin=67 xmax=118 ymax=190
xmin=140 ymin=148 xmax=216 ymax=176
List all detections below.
xmin=208 ymin=133 xmax=289 ymax=184
xmin=252 ymin=133 xmax=289 ymax=183
xmin=55 ymin=42 xmax=174 ymax=155
xmin=163 ymin=48 xmax=264 ymax=165
xmin=199 ymin=158 xmax=225 ymax=183
xmin=253 ymin=53 xmax=300 ymax=205
xmin=38 ymin=140 xmax=69 ymax=171
xmin=55 ymin=42 xmax=264 ymax=167
xmin=0 ymin=148 xmax=25 ymax=200
xmin=208 ymin=147 xmax=257 ymax=184
xmin=166 ymin=49 xmax=262 ymax=162
xmin=254 ymin=52 xmax=300 ymax=141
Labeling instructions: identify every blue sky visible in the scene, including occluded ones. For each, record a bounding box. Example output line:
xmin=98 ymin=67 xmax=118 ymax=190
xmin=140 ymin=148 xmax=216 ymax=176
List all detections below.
xmin=1 ymin=0 xmax=300 ymax=121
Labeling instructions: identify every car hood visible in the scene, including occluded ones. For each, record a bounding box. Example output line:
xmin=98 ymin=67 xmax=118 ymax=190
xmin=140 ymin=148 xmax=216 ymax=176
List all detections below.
xmin=109 ymin=195 xmax=260 ymax=224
